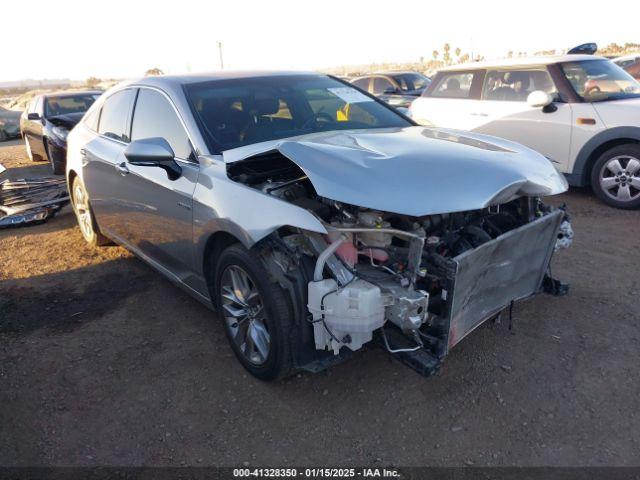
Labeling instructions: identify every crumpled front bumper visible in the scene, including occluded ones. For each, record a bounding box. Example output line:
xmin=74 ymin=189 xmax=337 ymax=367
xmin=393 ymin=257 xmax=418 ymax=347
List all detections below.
xmin=443 ymin=209 xmax=565 ymax=350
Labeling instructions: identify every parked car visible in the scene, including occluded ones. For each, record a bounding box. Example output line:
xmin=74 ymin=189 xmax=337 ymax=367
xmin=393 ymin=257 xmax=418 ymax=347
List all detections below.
xmin=351 ymin=72 xmax=431 ymax=108
xmin=0 ymin=107 xmax=21 ymax=142
xmin=613 ymin=54 xmax=640 ymax=80
xmin=67 ymin=72 xmax=571 ymax=380
xmin=410 ymin=55 xmax=640 ymax=209
xmin=20 ymin=91 xmax=102 ymax=174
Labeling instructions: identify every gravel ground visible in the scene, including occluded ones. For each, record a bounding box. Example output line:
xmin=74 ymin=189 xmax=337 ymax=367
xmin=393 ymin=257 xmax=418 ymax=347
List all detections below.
xmin=1 ymin=139 xmax=639 ymax=467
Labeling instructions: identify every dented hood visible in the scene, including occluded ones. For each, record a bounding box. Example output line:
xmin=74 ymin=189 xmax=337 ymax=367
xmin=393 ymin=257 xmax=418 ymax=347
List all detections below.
xmin=223 ymin=126 xmax=567 ymax=216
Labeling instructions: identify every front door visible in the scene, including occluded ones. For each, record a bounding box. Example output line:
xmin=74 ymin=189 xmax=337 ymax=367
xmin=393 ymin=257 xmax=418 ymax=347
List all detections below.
xmin=470 ymin=67 xmax=573 ymax=171
xmin=115 ymin=87 xmax=199 ymax=282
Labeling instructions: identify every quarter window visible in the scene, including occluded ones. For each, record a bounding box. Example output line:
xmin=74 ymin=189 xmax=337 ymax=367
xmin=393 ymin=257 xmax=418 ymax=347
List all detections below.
xmin=372 ymin=77 xmax=394 ymax=94
xmin=430 ymin=72 xmax=475 ymax=99
xmin=84 ymin=107 xmax=100 ymax=131
xmin=352 ymin=78 xmax=370 ymax=91
xmin=98 ymin=89 xmax=135 ymax=142
xmin=131 ymin=89 xmax=192 ymax=160
xmin=482 ymin=68 xmax=557 ymax=102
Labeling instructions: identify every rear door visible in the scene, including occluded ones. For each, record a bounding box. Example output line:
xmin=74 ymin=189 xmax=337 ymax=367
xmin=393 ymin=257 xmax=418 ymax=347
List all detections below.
xmin=116 ymin=87 xmax=198 ymax=280
xmin=410 ymin=70 xmax=484 ymax=129
xmin=82 ymin=88 xmax=137 ymax=237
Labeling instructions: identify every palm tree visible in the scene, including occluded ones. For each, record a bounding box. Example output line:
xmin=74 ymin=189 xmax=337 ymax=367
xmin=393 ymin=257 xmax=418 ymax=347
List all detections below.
xmin=145 ymin=68 xmax=164 ymax=77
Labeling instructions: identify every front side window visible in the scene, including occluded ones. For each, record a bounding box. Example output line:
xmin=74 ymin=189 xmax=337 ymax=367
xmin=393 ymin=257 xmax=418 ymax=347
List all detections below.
xmin=560 ymin=59 xmax=640 ymax=102
xmin=98 ymin=89 xmax=135 ymax=142
xmin=185 ymin=75 xmax=411 ymax=152
xmin=131 ymin=89 xmax=192 ymax=159
xmin=45 ymin=94 xmax=100 ymax=117
xmin=482 ymin=68 xmax=557 ymax=102
xmin=429 ymin=72 xmax=475 ymax=99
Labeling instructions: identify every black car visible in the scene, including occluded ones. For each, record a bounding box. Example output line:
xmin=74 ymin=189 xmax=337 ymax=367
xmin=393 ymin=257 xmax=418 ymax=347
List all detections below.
xmin=20 ymin=91 xmax=102 ymax=174
xmin=351 ymin=72 xmax=431 ymax=109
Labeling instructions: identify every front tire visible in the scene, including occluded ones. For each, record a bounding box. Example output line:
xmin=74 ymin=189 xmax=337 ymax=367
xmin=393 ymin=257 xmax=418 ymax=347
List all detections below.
xmin=71 ymin=176 xmax=111 ymax=247
xmin=214 ymin=244 xmax=294 ymax=381
xmin=24 ymin=135 xmax=35 ymax=161
xmin=45 ymin=142 xmax=65 ymax=175
xmin=591 ymin=144 xmax=640 ymax=209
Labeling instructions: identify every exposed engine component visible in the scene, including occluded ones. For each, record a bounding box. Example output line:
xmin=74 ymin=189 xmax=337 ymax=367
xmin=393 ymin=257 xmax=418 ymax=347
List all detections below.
xmin=555 ymin=219 xmax=574 ymax=250
xmin=229 ymin=152 xmax=572 ymax=375
xmin=308 ymin=278 xmax=386 ymax=354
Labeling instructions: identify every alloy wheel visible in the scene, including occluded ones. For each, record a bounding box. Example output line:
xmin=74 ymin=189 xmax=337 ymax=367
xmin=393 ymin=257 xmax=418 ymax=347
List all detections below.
xmin=599 ymin=155 xmax=640 ymax=203
xmin=220 ymin=265 xmax=270 ymax=365
xmin=73 ymin=183 xmax=94 ymax=240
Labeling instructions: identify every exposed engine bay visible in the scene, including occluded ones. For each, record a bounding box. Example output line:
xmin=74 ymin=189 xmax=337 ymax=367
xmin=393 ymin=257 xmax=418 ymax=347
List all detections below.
xmin=228 ymin=151 xmax=573 ymax=375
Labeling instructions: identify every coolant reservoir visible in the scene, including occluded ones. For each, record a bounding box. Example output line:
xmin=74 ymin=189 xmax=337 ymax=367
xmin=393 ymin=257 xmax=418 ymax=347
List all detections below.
xmin=308 ymin=279 xmax=386 ymax=354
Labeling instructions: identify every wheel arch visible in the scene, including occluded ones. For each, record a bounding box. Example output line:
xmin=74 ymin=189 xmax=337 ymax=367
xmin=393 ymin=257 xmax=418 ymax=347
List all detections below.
xmin=571 ymin=127 xmax=640 ymax=186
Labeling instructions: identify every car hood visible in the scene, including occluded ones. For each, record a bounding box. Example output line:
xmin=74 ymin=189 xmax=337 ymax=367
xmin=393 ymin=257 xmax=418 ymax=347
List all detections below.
xmin=47 ymin=112 xmax=84 ymax=129
xmin=592 ymin=96 xmax=640 ymax=128
xmin=222 ymin=126 xmax=567 ymax=216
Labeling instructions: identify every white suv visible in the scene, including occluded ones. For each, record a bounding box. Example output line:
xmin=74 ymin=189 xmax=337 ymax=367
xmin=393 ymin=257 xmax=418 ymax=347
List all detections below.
xmin=410 ymin=55 xmax=640 ymax=209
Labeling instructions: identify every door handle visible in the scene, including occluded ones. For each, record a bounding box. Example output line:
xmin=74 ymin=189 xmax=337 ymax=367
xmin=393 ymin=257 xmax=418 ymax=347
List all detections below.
xmin=80 ymin=148 xmax=87 ymax=156
xmin=115 ymin=162 xmax=130 ymax=175
xmin=471 ymin=112 xmax=489 ymax=117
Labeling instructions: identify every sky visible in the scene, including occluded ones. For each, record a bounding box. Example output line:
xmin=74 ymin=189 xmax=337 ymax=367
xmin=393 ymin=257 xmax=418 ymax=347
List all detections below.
xmin=3 ymin=0 xmax=639 ymax=82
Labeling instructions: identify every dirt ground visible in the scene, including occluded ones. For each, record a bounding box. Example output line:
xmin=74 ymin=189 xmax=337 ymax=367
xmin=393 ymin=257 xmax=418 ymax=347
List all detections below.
xmin=1 ymin=139 xmax=639 ymax=467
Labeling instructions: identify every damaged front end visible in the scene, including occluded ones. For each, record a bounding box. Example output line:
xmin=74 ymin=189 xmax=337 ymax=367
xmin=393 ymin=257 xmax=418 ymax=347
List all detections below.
xmin=224 ymin=130 xmax=572 ymax=376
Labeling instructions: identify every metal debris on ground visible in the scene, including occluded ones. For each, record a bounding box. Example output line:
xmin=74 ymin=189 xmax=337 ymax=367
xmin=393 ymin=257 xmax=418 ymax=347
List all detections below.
xmin=0 ymin=177 xmax=69 ymax=228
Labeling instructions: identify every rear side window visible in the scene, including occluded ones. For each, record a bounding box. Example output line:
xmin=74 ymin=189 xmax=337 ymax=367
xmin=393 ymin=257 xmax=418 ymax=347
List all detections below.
xmin=372 ymin=77 xmax=394 ymax=94
xmin=429 ymin=72 xmax=475 ymax=99
xmin=131 ymin=89 xmax=192 ymax=160
xmin=482 ymin=68 xmax=557 ymax=102
xmin=98 ymin=89 xmax=135 ymax=142
xmin=352 ymin=78 xmax=370 ymax=91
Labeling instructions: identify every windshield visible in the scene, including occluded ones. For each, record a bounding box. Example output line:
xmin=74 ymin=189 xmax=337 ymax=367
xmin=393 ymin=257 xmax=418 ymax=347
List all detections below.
xmin=185 ymin=75 xmax=412 ymax=152
xmin=391 ymin=73 xmax=431 ymax=92
xmin=560 ymin=60 xmax=640 ymax=102
xmin=44 ymin=94 xmax=100 ymax=117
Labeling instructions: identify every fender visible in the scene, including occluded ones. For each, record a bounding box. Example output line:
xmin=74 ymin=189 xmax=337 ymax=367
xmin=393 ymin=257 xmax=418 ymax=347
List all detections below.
xmin=570 ymin=127 xmax=640 ymax=186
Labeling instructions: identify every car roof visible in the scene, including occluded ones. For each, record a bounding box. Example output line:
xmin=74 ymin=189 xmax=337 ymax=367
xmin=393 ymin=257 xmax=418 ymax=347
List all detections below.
xmin=438 ymin=54 xmax=608 ymax=71
xmin=130 ymin=70 xmax=321 ymax=89
xmin=613 ymin=53 xmax=640 ymax=62
xmin=43 ymin=90 xmax=103 ymax=98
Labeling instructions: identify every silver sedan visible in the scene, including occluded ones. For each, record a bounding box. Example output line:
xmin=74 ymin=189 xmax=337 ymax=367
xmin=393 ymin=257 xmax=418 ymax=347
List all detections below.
xmin=67 ymin=72 xmax=571 ymax=380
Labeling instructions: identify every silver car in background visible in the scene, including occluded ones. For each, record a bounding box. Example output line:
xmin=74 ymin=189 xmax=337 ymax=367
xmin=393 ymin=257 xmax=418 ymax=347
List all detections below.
xmin=67 ymin=72 xmax=572 ymax=380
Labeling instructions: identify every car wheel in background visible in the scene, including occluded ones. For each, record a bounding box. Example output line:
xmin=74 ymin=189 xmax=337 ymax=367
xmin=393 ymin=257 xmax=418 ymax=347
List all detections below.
xmin=0 ymin=129 xmax=6 ymax=142
xmin=71 ymin=176 xmax=111 ymax=247
xmin=214 ymin=244 xmax=294 ymax=381
xmin=591 ymin=144 xmax=640 ymax=210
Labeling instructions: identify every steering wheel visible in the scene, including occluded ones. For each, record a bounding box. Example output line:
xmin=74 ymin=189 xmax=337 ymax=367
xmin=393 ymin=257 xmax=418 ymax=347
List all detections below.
xmin=584 ymin=84 xmax=601 ymax=96
xmin=302 ymin=112 xmax=335 ymax=129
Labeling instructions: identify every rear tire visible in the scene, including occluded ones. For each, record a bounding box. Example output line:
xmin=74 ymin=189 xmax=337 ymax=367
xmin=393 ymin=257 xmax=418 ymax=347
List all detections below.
xmin=71 ymin=176 xmax=111 ymax=247
xmin=214 ymin=244 xmax=294 ymax=381
xmin=591 ymin=144 xmax=640 ymax=209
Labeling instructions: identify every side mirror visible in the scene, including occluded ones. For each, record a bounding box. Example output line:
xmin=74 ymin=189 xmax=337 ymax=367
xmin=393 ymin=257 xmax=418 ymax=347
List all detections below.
xmin=383 ymin=86 xmax=398 ymax=95
xmin=27 ymin=113 xmax=40 ymax=121
xmin=527 ymin=90 xmax=553 ymax=108
xmin=124 ymin=138 xmax=182 ymax=180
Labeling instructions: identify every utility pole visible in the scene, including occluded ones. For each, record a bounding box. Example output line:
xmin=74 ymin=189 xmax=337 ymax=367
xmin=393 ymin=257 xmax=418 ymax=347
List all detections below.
xmin=218 ymin=41 xmax=224 ymax=70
